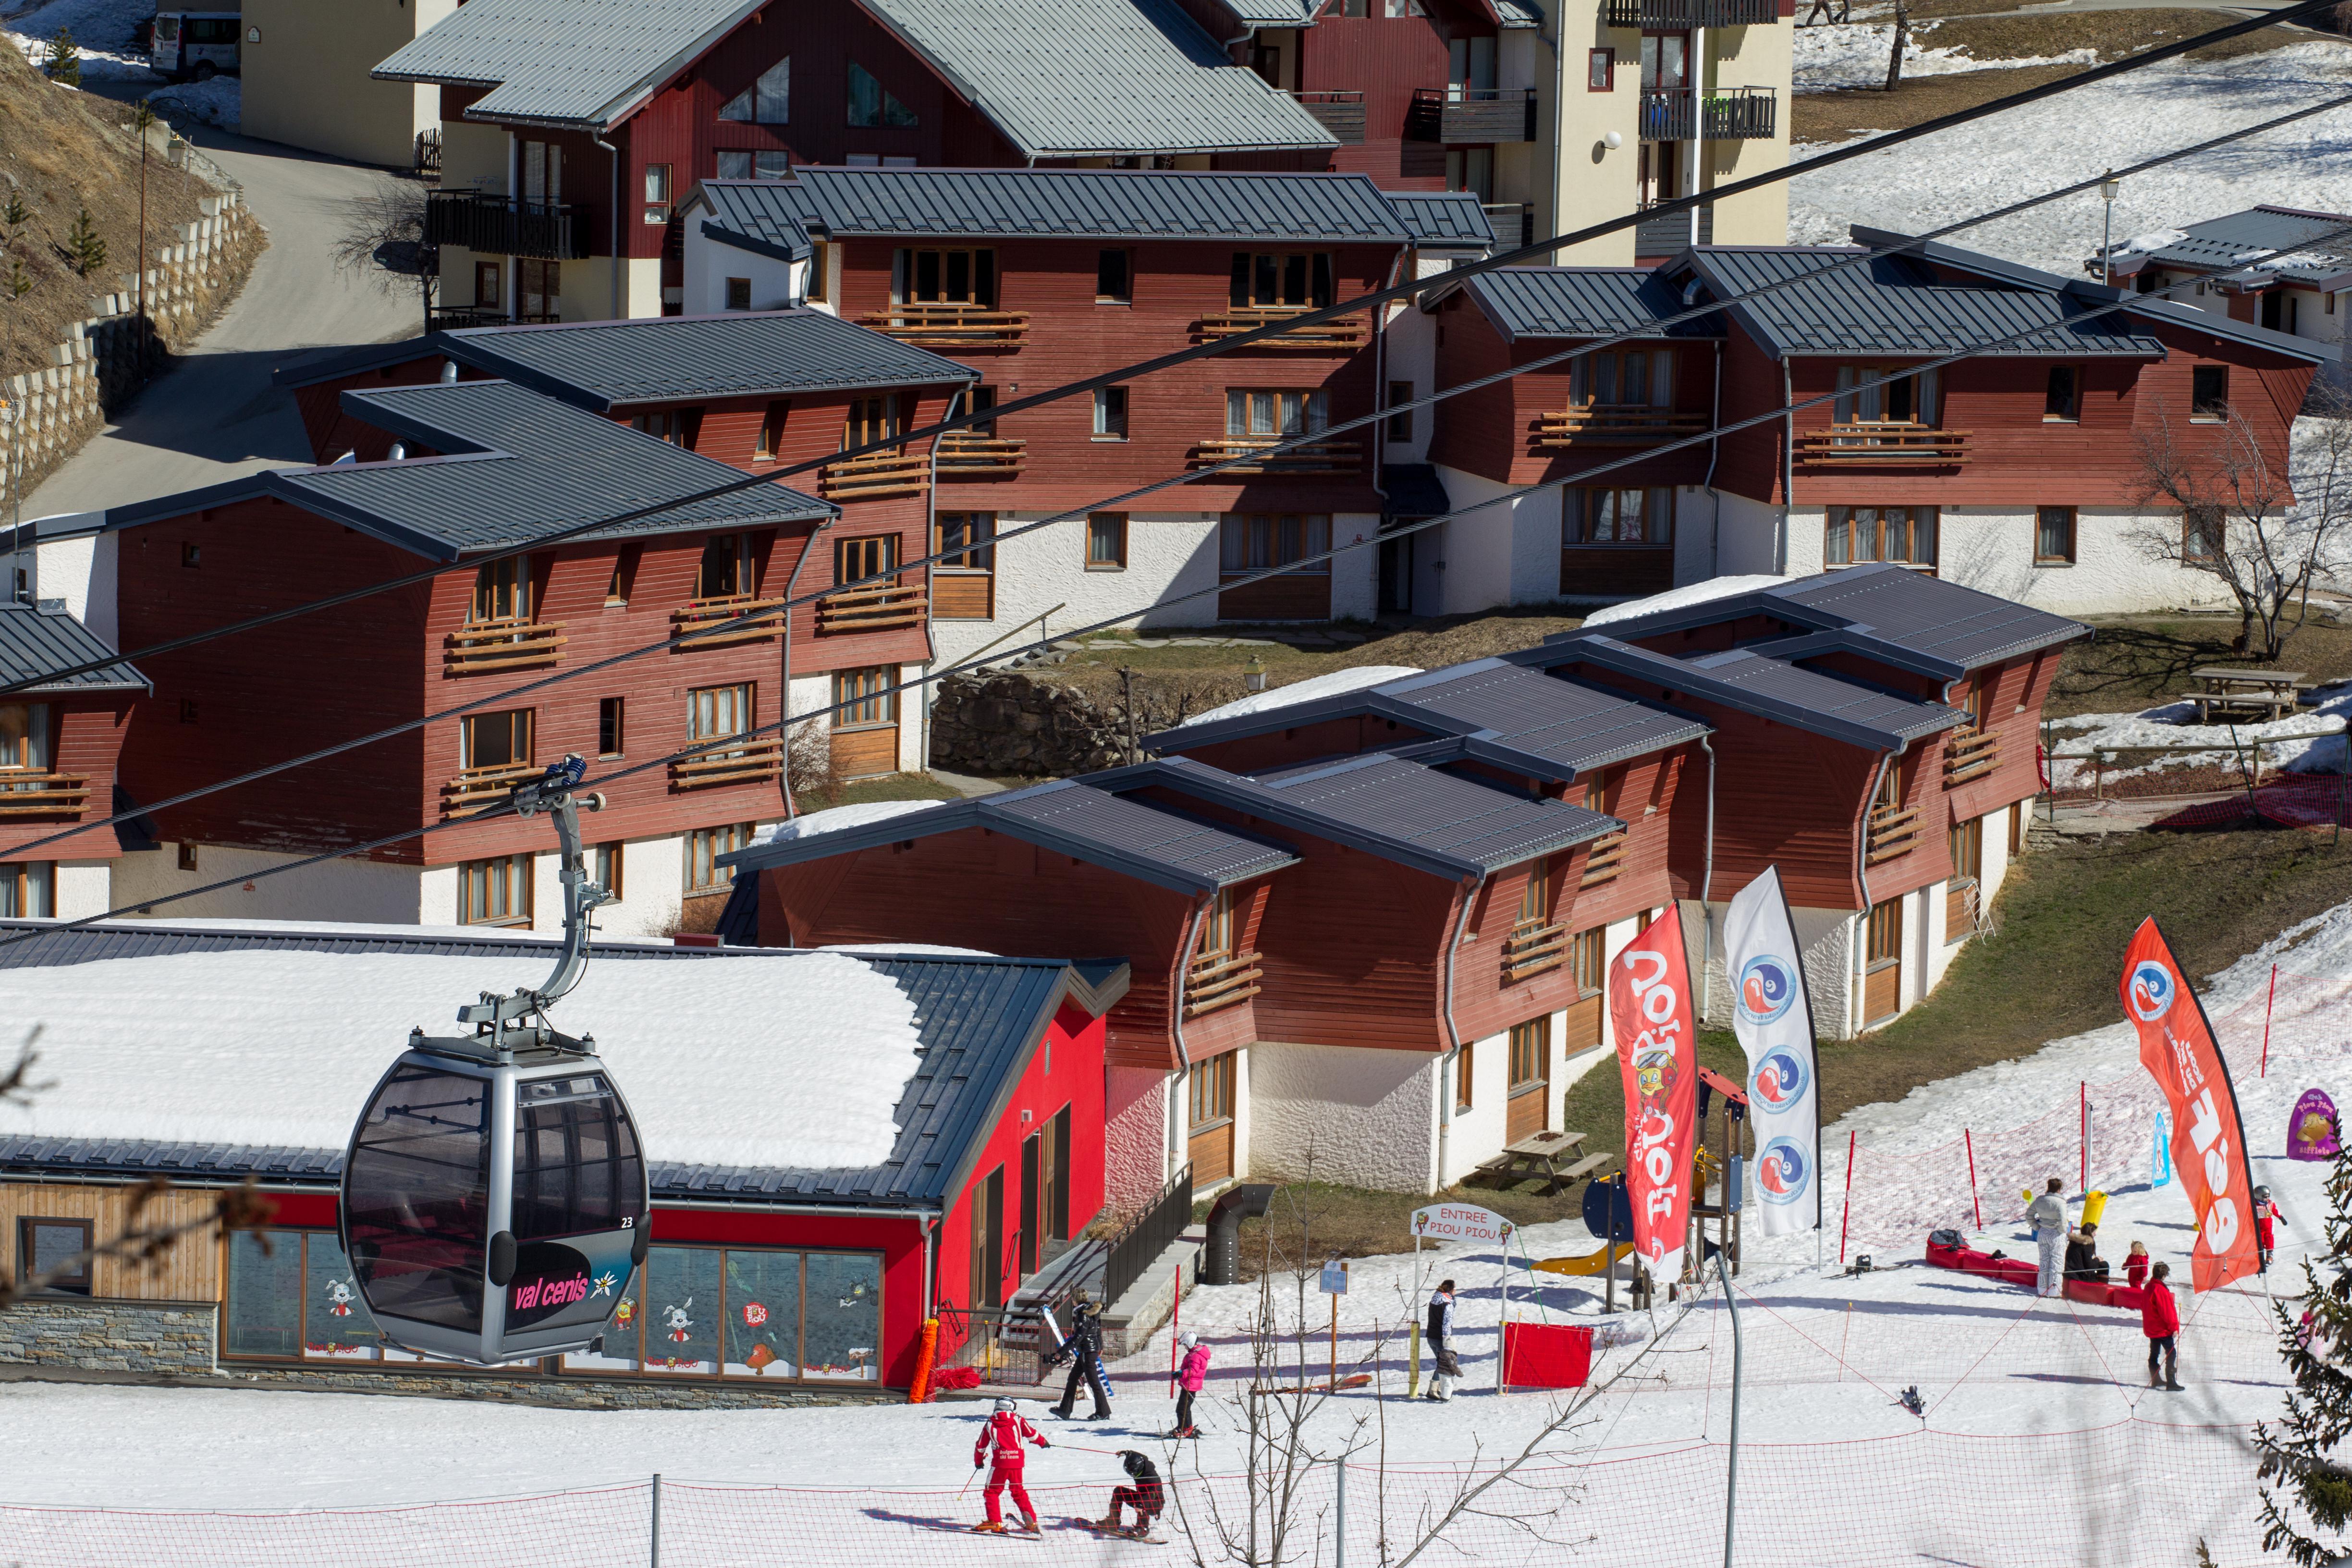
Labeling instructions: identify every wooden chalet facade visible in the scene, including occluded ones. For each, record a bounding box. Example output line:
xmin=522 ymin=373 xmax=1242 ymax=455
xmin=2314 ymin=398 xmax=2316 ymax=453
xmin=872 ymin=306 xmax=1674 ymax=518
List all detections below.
xmin=2091 ymin=204 xmax=2352 ymax=369
xmin=0 ymin=602 xmax=148 ymax=922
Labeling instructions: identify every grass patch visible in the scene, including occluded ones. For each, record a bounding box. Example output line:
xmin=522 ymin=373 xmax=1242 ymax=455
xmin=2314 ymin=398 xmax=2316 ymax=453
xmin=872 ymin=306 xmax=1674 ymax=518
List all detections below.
xmin=2049 ymin=614 xmax=2352 ymax=720
xmin=801 ymin=771 xmax=962 ymax=809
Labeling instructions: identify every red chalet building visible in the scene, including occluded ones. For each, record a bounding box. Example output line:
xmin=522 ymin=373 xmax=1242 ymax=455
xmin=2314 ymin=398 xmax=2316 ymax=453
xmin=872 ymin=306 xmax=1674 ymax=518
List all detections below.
xmin=0 ymin=600 xmax=148 ymax=921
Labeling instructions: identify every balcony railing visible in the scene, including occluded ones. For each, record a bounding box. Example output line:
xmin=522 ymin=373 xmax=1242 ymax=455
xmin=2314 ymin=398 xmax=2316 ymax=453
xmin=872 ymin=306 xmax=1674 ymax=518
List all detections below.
xmin=820 ymin=451 xmax=930 ymax=502
xmin=816 ymin=578 xmax=925 ymax=635
xmin=1606 ymin=0 xmax=1780 ymax=27
xmin=1406 ymin=87 xmax=1538 ymax=145
xmin=935 ymin=432 xmax=1026 ymax=479
xmin=444 ymin=615 xmax=566 ymax=676
xmin=1944 ymin=728 xmax=2001 ymax=785
xmin=856 ymin=305 xmax=1029 ymax=348
xmin=1866 ymin=802 xmax=1920 ymax=864
xmin=1536 ymin=407 xmax=1709 ymax=446
xmin=1640 ymin=87 xmax=1778 ymax=144
xmin=1797 ymin=424 xmax=1971 ymax=466
xmin=1186 ymin=948 xmax=1262 ymax=1017
xmin=1635 ymin=201 xmax=1711 ymax=256
xmin=671 ymin=735 xmax=784 ymax=791
xmin=1502 ymin=919 xmax=1570 ymax=982
xmin=1189 ymin=437 xmax=1362 ymax=476
xmin=442 ymin=761 xmax=539 ymax=816
xmin=1580 ymin=831 xmax=1629 ymax=887
xmin=1484 ymin=203 xmax=1534 ymax=249
xmin=429 ymin=308 xmax=559 ymax=330
xmin=1289 ymin=89 xmax=1366 ymax=144
xmin=672 ymin=594 xmax=786 ymax=649
xmin=424 ymin=190 xmax=590 ymax=261
xmin=0 ymin=772 xmax=89 ymax=818
xmin=1193 ymin=306 xmax=1371 ymax=350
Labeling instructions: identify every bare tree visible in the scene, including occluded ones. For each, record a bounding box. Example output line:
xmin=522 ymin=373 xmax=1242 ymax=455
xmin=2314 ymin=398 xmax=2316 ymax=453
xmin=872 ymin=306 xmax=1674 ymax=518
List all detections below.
xmin=331 ymin=176 xmax=437 ymax=336
xmin=2132 ymin=384 xmax=2352 ymax=661
xmin=1885 ymin=0 xmax=1911 ymax=90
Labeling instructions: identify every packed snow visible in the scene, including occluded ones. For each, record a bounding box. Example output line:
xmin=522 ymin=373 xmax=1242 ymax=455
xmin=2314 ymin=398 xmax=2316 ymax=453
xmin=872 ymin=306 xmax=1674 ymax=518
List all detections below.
xmin=0 ymin=946 xmax=923 ymax=1170
xmin=1174 ymin=665 xmax=1421 ymax=728
xmin=148 ymin=74 xmax=235 ymax=127
xmin=4 ymin=0 xmax=160 ymax=83
xmin=751 ymin=798 xmax=951 ymax=846
xmin=1790 ymin=41 xmax=2352 ymax=276
xmin=1795 ymin=20 xmax=2096 ymax=93
xmin=2045 ymin=698 xmax=2351 ymax=788
xmin=1581 ymin=573 xmax=1790 ymax=628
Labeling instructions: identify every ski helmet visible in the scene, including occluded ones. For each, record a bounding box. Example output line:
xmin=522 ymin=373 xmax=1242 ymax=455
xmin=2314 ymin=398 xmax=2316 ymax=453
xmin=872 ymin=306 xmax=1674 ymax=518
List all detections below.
xmin=2256 ymin=1185 xmax=2273 ymax=1202
xmin=1121 ymin=1450 xmax=1152 ymax=1478
xmin=1178 ymin=1330 xmax=1199 ymax=1348
xmin=995 ymin=1397 xmax=1017 ymax=1412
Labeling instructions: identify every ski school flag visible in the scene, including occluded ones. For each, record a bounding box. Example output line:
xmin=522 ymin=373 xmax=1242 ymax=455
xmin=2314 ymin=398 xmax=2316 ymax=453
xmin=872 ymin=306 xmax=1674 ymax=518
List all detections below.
xmin=2119 ymin=917 xmax=2260 ymax=1293
xmin=1610 ymin=904 xmax=1696 ymax=1283
xmin=1727 ymin=866 xmax=1821 ymax=1236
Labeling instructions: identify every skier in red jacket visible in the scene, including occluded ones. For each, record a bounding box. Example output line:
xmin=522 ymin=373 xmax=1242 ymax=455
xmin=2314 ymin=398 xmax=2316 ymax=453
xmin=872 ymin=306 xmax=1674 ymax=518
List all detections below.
xmin=973 ymin=1398 xmax=1049 ymax=1534
xmin=2141 ymin=1261 xmax=2182 ymax=1391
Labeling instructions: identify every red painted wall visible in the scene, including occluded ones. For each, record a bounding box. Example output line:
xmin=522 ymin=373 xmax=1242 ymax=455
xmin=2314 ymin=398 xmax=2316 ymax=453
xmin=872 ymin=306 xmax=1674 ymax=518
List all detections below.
xmin=2 ymin=698 xmax=134 ymax=862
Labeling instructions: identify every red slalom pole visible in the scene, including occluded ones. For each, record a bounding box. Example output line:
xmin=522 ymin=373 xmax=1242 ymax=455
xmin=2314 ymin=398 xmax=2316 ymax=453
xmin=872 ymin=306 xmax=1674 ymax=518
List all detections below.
xmin=2261 ymin=962 xmax=2278 ymax=1078
xmin=1169 ymin=1281 xmax=1179 ymax=1398
xmin=1838 ymin=1129 xmax=1857 ymax=1264
xmin=1965 ymin=1129 xmax=1983 ymax=1232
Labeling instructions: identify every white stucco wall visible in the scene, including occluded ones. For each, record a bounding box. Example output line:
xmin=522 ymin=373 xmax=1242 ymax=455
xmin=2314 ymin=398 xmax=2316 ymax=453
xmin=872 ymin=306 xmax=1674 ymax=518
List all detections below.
xmin=28 ymin=530 xmax=115 ymax=646
xmin=1104 ymin=1065 xmax=1172 ymax=1214
xmin=53 ymin=862 xmax=111 ymax=920
xmin=1710 ymin=489 xmax=1787 ymax=577
xmin=1252 ymin=1040 xmax=1441 ymax=1192
xmin=684 ymin=231 xmax=799 ymax=316
xmin=928 ymin=512 xmax=1220 ymax=675
xmin=114 ymin=844 xmax=429 ymax=924
xmin=1427 ymin=466 xmax=1519 ymax=615
xmin=1937 ymin=505 xmax=2243 ymax=615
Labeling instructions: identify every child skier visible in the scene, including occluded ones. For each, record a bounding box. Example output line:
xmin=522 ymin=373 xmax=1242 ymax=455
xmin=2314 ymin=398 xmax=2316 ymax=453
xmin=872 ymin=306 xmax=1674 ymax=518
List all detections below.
xmin=2254 ymin=1186 xmax=2289 ymax=1270
xmin=972 ymin=1397 xmax=1050 ymax=1534
xmin=1424 ymin=1280 xmax=1459 ymax=1402
xmin=2123 ymin=1240 xmax=2149 ymax=1291
xmin=2142 ymin=1261 xmax=2182 ymax=1391
xmin=1173 ymin=1329 xmax=1209 ymax=1438
xmin=1096 ymin=1450 xmax=1165 ymax=1539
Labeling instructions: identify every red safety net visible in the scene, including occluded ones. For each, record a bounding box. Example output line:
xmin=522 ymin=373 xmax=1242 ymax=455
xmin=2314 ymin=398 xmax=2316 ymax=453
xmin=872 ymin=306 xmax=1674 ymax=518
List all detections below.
xmin=2155 ymin=773 xmax=2352 ymax=832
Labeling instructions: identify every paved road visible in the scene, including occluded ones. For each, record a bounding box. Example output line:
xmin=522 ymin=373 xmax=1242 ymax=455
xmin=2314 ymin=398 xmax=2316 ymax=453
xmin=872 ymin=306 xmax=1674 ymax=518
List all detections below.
xmin=22 ymin=109 xmax=422 ymax=519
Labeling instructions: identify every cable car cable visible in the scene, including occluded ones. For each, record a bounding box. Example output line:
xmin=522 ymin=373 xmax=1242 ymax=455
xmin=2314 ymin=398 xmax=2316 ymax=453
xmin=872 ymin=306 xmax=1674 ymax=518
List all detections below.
xmin=2 ymin=0 xmax=2330 ymax=695
xmin=2 ymin=93 xmax=2339 ymax=872
xmin=7 ymin=215 xmax=2343 ymax=950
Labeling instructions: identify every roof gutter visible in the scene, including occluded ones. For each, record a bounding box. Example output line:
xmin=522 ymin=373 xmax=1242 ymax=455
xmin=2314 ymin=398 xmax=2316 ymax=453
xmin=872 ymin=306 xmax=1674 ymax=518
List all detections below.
xmin=1170 ymin=898 xmax=1208 ymax=1070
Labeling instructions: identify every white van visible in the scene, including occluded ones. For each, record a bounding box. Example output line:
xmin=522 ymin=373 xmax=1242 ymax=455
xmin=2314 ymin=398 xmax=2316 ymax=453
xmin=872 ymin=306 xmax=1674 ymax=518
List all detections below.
xmin=150 ymin=12 xmax=242 ymax=81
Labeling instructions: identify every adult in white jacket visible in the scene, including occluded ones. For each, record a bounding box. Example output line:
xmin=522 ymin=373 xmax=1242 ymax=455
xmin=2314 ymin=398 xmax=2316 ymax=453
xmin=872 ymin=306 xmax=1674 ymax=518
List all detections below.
xmin=2027 ymin=1178 xmax=2069 ymax=1297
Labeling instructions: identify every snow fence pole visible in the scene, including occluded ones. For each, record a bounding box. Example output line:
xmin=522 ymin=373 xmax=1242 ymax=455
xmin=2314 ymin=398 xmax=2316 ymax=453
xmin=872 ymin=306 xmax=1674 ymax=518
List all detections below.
xmin=1838 ymin=1130 xmax=1856 ymax=1265
xmin=1719 ymin=1250 xmax=1743 ymax=1568
xmin=2262 ymin=962 xmax=2278 ymax=1078
xmin=649 ymin=1473 xmax=662 ymax=1568
xmin=1335 ymin=1456 xmax=1348 ymax=1568
xmin=1965 ymin=1129 xmax=1983 ymax=1232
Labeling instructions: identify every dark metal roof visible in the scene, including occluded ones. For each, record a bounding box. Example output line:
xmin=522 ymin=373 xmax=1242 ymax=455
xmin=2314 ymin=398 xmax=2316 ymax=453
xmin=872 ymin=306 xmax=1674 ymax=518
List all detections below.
xmin=755 ymin=167 xmax=1415 ymax=244
xmin=0 ymin=601 xmax=147 ymax=693
xmin=1385 ymin=192 xmax=1496 ymax=251
xmin=1143 ymin=753 xmax=1623 ymax=877
xmin=1148 ymin=658 xmax=1705 ymax=783
xmin=722 ymin=784 xmax=1301 ymax=895
xmin=0 ymin=922 xmax=1127 ymax=1209
xmin=440 ymin=311 xmax=977 ymax=407
xmin=1445 ymin=266 xmax=1724 ymax=342
xmin=107 ymin=380 xmax=833 ymax=561
xmin=373 ymin=0 xmax=761 ymax=130
xmin=2094 ymin=204 xmax=2352 ymax=289
xmin=687 ymin=178 xmax=824 ymax=265
xmin=1530 ymin=634 xmax=1965 ymax=750
xmin=1681 ymin=246 xmax=2167 ymax=359
xmin=1586 ymin=564 xmax=2090 ymax=674
xmin=1384 ymin=463 xmax=1450 ymax=518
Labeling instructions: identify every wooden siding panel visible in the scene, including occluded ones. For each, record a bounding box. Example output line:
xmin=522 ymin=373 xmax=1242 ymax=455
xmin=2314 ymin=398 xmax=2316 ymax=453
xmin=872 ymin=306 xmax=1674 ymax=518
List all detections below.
xmin=0 ymin=1181 xmax=222 ymax=1301
xmin=0 ymin=698 xmax=133 ymax=862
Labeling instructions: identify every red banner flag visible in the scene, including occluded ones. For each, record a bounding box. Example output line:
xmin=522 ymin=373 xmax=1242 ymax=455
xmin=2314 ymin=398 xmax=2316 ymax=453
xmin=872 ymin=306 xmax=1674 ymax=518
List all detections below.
xmin=1611 ymin=905 xmax=1697 ymax=1283
xmin=2119 ymin=917 xmax=2260 ymax=1293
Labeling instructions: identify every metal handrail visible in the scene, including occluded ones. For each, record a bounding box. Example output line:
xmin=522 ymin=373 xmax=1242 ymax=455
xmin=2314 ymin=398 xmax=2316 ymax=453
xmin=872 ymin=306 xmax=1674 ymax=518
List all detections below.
xmin=1100 ymin=1164 xmax=1193 ymax=1311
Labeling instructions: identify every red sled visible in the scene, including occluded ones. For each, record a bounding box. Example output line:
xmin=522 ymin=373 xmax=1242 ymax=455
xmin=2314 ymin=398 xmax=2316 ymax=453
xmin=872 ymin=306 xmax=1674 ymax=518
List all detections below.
xmin=1925 ymin=1240 xmax=2038 ymax=1290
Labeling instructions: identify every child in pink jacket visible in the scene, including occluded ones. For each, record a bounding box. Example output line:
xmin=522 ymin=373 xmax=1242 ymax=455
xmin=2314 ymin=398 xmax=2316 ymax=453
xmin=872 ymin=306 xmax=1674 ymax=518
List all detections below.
xmin=1173 ymin=1331 xmax=1210 ymax=1438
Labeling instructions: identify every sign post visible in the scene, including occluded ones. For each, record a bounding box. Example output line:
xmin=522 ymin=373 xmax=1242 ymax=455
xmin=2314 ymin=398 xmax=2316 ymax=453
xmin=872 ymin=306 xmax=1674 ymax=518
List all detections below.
xmin=1319 ymin=1259 xmax=1348 ymax=1392
xmin=1408 ymin=1204 xmax=1513 ymax=1396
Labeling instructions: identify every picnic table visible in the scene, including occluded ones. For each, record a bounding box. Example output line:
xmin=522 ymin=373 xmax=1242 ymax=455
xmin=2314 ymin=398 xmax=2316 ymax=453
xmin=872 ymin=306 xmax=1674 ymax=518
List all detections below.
xmin=2186 ymin=666 xmax=2306 ymax=724
xmin=1473 ymin=1129 xmax=1608 ymax=1196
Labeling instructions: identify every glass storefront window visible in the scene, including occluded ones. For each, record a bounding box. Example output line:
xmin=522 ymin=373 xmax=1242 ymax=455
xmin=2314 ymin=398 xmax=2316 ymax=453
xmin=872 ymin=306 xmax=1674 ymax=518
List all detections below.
xmin=642 ymin=1247 xmax=723 ymax=1374
xmin=803 ymin=1252 xmax=882 ymax=1381
xmin=225 ymin=1230 xmax=303 ymax=1358
xmin=724 ymin=1250 xmax=802 ymax=1376
xmin=303 ymin=1231 xmax=388 ymax=1360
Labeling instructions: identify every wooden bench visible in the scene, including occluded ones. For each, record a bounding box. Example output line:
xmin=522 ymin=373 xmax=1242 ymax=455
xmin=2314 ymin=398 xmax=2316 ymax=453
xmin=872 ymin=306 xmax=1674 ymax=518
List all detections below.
xmin=1471 ymin=1130 xmax=1589 ymax=1195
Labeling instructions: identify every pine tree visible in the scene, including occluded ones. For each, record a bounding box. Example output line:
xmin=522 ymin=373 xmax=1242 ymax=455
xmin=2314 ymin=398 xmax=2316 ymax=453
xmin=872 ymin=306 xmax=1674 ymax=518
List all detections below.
xmin=1 ymin=257 xmax=27 ymax=304
xmin=0 ymin=191 xmax=26 ymax=238
xmin=2258 ymin=1142 xmax=2352 ymax=1565
xmin=43 ymin=28 xmax=81 ymax=88
xmin=65 ymin=207 xmax=104 ymax=278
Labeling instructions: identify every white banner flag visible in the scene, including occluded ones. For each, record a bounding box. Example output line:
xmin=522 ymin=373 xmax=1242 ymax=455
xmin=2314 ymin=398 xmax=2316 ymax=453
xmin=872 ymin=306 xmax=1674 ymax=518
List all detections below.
xmin=1726 ymin=866 xmax=1821 ymax=1235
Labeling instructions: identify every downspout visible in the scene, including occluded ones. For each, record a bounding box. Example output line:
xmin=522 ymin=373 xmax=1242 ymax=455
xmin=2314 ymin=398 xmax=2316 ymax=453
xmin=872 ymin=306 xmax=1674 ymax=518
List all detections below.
xmin=594 ymin=132 xmax=622 ymax=320
xmin=1540 ymin=3 xmax=1563 ymax=248
xmin=777 ymin=513 xmax=837 ymax=819
xmin=1169 ymin=897 xmax=1209 ymax=1183
xmin=1852 ymin=746 xmax=1899 ymax=1032
xmin=1698 ymin=734 xmax=1718 ymax=1023
xmin=1778 ymin=355 xmax=1795 ymax=575
xmin=1689 ymin=23 xmax=1708 ymax=248
xmin=1372 ymin=247 xmax=1407 ymax=513
xmin=1435 ymin=874 xmax=1482 ymax=1191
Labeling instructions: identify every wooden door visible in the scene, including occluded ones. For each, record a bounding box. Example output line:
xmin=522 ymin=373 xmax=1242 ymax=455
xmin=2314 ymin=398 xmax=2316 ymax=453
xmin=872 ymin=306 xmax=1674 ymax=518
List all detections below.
xmin=1018 ymin=1134 xmax=1040 ymax=1280
xmin=1863 ymin=900 xmax=1902 ymax=1026
xmin=1188 ymin=1054 xmax=1237 ymax=1184
xmin=1506 ymin=1017 xmax=1550 ymax=1142
xmin=968 ymin=1165 xmax=1004 ymax=1310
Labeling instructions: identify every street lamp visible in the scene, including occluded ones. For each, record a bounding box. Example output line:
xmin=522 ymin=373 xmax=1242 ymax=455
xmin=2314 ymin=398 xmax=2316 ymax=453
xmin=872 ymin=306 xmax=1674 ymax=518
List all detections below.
xmin=2099 ymin=169 xmax=2122 ymax=287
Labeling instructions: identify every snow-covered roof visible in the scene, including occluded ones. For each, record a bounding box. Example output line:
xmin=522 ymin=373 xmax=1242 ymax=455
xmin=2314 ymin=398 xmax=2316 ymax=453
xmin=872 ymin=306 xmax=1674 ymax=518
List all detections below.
xmin=2094 ymin=205 xmax=2352 ymax=289
xmin=1582 ymin=575 xmax=1792 ymax=629
xmin=0 ymin=924 xmax=1125 ymax=1205
xmin=1175 ymin=665 xmax=1422 ymax=729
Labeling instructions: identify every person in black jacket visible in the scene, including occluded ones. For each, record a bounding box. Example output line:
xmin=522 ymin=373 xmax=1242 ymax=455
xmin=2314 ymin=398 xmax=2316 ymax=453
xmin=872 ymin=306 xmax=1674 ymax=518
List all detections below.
xmin=1050 ymin=1296 xmax=1114 ymax=1421
xmin=1097 ymin=1450 xmax=1165 ymax=1537
xmin=1424 ymin=1280 xmax=1459 ymax=1402
xmin=2064 ymin=1222 xmax=2109 ymax=1284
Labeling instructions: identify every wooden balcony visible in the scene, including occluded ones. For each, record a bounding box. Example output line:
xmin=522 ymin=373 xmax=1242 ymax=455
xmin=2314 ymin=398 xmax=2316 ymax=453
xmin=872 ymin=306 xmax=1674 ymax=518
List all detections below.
xmin=856 ymin=305 xmax=1029 ymax=348
xmin=1608 ymin=0 xmax=1779 ymax=24
xmin=1405 ymin=87 xmax=1537 ymax=145
xmin=1944 ymin=728 xmax=2001 ymax=785
xmin=441 ymin=761 xmax=538 ymax=816
xmin=0 ymin=771 xmax=89 ymax=818
xmin=1186 ymin=948 xmax=1262 ymax=1017
xmin=1189 ymin=437 xmax=1362 ymax=476
xmin=1502 ymin=919 xmax=1570 ymax=982
xmin=1289 ymin=90 xmax=1365 ymax=144
xmin=816 ymin=578 xmax=925 ymax=635
xmin=820 ymin=450 xmax=930 ymax=502
xmin=1638 ymin=87 xmax=1778 ymax=144
xmin=1192 ymin=307 xmax=1370 ymax=351
xmin=1580 ymin=831 xmax=1629 ymax=888
xmin=935 ymin=432 xmax=1026 ymax=480
xmin=1797 ymin=424 xmax=1971 ymax=466
xmin=1866 ymin=803 xmax=1921 ymax=864
xmin=671 ymin=735 xmax=784 ymax=791
xmin=444 ymin=615 xmax=566 ymax=676
xmin=672 ymin=594 xmax=786 ymax=649
xmin=424 ymin=190 xmax=589 ymax=261
xmin=1536 ymin=407 xmax=1709 ymax=447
